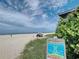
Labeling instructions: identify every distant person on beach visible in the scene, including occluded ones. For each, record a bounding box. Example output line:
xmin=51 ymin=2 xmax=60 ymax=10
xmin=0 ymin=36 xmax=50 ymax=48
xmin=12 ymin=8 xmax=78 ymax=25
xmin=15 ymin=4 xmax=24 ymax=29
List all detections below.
xmin=11 ymin=34 xmax=12 ymax=38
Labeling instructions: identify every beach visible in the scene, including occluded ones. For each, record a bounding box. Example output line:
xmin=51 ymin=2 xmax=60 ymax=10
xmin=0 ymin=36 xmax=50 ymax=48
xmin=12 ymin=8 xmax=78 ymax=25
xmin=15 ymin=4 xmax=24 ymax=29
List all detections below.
xmin=0 ymin=33 xmax=50 ymax=59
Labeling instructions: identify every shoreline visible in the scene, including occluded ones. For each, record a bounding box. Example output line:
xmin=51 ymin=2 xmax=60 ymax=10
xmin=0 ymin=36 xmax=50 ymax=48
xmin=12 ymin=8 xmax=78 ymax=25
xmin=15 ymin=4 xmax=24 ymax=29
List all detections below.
xmin=0 ymin=32 xmax=53 ymax=35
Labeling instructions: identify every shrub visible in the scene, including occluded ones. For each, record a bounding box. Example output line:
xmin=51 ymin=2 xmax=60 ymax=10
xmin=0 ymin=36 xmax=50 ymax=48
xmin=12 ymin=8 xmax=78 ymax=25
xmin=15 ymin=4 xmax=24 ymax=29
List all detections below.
xmin=56 ymin=7 xmax=79 ymax=59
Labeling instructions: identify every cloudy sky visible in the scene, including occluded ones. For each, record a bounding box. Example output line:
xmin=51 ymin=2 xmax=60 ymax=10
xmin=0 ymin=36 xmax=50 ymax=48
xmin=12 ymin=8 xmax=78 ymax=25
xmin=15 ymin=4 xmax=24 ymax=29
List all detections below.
xmin=0 ymin=0 xmax=79 ymax=34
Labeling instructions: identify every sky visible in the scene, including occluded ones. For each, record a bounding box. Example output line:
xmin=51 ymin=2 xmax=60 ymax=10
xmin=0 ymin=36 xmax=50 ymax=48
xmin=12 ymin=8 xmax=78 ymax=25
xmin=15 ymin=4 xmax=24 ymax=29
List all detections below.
xmin=0 ymin=0 xmax=79 ymax=34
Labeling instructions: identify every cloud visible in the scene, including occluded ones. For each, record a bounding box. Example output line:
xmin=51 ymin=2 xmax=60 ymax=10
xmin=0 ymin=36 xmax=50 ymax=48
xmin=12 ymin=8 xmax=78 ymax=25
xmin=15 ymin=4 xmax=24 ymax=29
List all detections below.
xmin=0 ymin=8 xmax=58 ymax=31
xmin=27 ymin=0 xmax=40 ymax=10
xmin=24 ymin=0 xmax=68 ymax=15
xmin=0 ymin=9 xmax=32 ymax=26
xmin=0 ymin=0 xmax=68 ymax=33
xmin=51 ymin=0 xmax=68 ymax=8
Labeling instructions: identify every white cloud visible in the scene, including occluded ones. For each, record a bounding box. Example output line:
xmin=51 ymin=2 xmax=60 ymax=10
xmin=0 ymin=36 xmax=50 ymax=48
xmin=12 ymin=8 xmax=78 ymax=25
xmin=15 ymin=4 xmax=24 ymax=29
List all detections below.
xmin=0 ymin=0 xmax=68 ymax=33
xmin=25 ymin=0 xmax=68 ymax=15
xmin=0 ymin=8 xmax=58 ymax=31
xmin=52 ymin=0 xmax=68 ymax=8
xmin=27 ymin=0 xmax=40 ymax=10
xmin=0 ymin=9 xmax=32 ymax=26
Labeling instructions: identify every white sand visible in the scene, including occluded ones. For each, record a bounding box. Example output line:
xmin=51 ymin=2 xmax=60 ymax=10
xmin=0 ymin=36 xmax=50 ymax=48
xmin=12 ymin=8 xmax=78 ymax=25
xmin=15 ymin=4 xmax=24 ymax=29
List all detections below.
xmin=0 ymin=34 xmax=37 ymax=59
xmin=0 ymin=33 xmax=51 ymax=59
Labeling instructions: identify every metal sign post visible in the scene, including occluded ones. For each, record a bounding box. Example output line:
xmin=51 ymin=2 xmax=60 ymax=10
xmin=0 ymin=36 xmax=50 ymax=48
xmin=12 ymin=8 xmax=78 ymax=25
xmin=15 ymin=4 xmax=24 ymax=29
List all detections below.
xmin=47 ymin=37 xmax=66 ymax=59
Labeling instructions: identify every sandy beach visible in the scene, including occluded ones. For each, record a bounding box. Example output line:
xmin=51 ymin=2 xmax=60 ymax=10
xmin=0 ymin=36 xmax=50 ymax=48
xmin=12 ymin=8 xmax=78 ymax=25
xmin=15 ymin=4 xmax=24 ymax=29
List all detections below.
xmin=0 ymin=33 xmax=51 ymax=59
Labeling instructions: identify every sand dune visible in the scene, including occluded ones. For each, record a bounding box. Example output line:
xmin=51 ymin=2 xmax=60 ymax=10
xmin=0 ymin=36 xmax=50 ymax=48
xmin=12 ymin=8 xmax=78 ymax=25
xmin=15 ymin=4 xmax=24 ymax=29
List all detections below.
xmin=0 ymin=33 xmax=51 ymax=59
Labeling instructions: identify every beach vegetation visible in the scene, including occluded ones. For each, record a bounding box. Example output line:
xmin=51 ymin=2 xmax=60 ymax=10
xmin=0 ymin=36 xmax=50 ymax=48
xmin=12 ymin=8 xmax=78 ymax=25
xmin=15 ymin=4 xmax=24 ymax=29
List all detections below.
xmin=19 ymin=38 xmax=47 ymax=59
xmin=56 ymin=7 xmax=79 ymax=59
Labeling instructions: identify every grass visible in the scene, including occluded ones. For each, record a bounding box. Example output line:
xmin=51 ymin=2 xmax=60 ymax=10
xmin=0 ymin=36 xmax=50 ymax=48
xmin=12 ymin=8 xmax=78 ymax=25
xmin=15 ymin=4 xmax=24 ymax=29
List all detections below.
xmin=19 ymin=38 xmax=47 ymax=59
xmin=45 ymin=33 xmax=57 ymax=38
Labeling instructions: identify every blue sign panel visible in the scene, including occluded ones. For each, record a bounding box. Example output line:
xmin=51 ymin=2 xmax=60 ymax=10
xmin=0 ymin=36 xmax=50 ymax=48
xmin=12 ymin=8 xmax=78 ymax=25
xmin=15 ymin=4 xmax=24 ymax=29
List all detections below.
xmin=47 ymin=38 xmax=66 ymax=59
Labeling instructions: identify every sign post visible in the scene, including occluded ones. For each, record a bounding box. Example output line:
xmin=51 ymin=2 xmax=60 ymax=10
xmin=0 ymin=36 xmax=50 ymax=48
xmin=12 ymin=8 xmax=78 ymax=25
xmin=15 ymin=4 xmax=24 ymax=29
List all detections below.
xmin=47 ymin=37 xmax=66 ymax=59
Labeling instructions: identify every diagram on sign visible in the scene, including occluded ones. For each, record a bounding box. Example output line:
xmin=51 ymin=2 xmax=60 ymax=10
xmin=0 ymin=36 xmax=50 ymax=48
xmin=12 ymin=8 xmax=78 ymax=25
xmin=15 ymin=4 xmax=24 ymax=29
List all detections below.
xmin=47 ymin=38 xmax=66 ymax=59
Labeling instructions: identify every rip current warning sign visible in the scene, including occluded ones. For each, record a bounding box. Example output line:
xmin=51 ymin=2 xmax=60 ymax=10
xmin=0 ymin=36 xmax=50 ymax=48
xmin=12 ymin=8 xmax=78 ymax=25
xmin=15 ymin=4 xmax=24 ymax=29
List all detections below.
xmin=47 ymin=37 xmax=66 ymax=59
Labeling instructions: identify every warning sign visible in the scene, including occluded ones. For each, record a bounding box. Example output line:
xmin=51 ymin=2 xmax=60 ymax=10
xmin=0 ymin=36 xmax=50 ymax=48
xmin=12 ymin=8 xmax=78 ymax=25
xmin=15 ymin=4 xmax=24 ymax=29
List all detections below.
xmin=47 ymin=37 xmax=66 ymax=59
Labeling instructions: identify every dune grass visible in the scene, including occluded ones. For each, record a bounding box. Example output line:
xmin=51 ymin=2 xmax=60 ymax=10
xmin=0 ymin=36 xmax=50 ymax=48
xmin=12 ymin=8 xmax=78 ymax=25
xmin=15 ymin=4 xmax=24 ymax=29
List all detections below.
xmin=19 ymin=38 xmax=47 ymax=59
